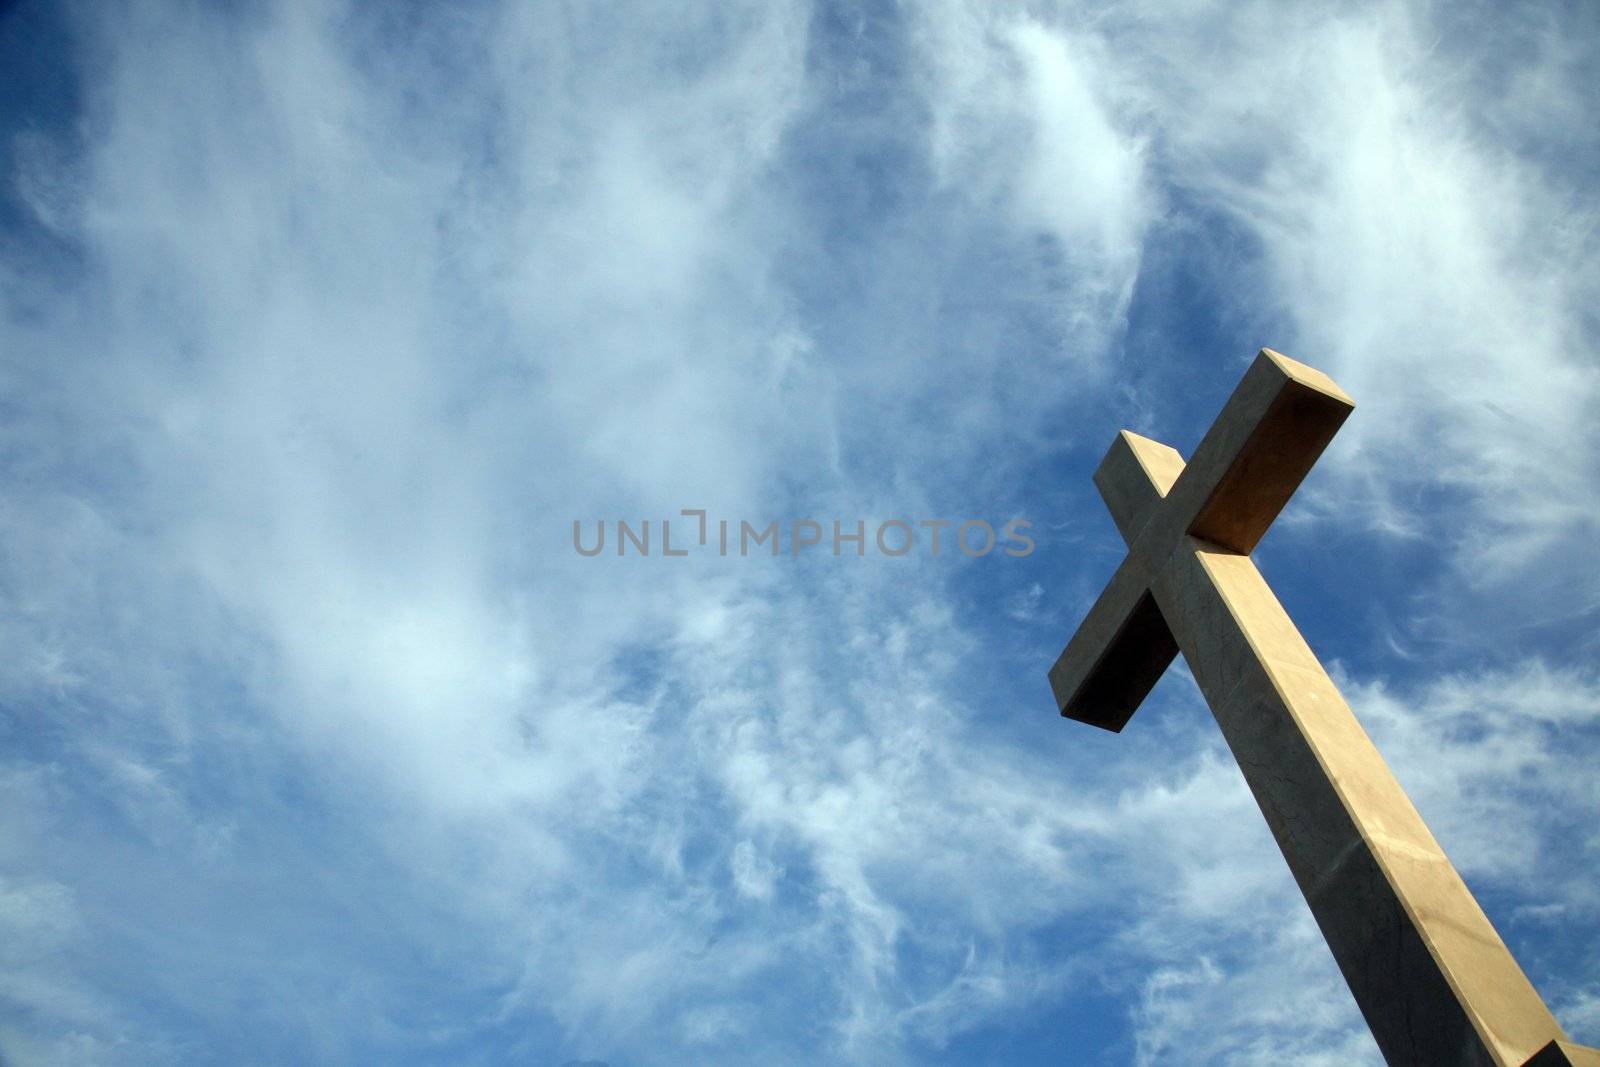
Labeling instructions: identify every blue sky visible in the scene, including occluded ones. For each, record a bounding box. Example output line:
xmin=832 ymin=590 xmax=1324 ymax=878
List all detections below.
xmin=1 ymin=1 xmax=1597 ymax=1064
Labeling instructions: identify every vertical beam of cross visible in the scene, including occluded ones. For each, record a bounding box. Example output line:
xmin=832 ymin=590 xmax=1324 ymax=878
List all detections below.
xmin=1049 ymin=350 xmax=1598 ymax=1067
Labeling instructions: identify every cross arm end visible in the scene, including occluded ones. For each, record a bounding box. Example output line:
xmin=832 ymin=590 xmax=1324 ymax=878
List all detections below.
xmin=1180 ymin=348 xmax=1357 ymax=554
xmin=1094 ymin=430 xmax=1186 ymax=546
xmin=1049 ymin=557 xmax=1178 ymax=732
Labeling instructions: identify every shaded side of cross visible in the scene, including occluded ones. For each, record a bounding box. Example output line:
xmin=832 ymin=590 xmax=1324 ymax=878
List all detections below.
xmin=1050 ymin=350 xmax=1598 ymax=1067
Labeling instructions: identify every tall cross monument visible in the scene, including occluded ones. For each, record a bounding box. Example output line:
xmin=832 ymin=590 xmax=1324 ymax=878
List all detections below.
xmin=1050 ymin=349 xmax=1597 ymax=1067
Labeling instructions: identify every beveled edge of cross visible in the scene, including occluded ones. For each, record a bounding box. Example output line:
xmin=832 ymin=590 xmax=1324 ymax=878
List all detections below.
xmin=1048 ymin=347 xmax=1355 ymax=731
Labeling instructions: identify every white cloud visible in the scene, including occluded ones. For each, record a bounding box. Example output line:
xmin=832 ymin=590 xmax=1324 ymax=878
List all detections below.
xmin=915 ymin=4 xmax=1150 ymax=364
xmin=1127 ymin=2 xmax=1600 ymax=613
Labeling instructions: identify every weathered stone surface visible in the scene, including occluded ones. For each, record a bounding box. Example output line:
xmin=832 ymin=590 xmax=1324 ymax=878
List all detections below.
xmin=1049 ymin=348 xmax=1594 ymax=1066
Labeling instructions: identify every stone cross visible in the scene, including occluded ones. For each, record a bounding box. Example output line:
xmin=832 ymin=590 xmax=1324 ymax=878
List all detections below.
xmin=1049 ymin=349 xmax=1597 ymax=1067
